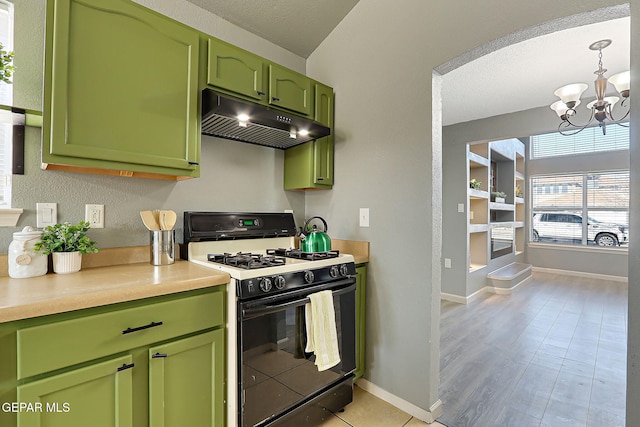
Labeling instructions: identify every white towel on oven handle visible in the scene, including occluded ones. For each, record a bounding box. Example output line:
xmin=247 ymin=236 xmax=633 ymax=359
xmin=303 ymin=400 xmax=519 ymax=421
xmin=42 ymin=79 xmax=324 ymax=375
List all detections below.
xmin=304 ymin=290 xmax=341 ymax=371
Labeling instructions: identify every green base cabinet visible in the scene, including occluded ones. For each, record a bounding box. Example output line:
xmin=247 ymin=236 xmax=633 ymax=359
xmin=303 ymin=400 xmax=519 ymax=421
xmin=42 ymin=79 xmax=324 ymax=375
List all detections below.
xmin=354 ymin=265 xmax=367 ymax=381
xmin=0 ymin=288 xmax=225 ymax=427
xmin=284 ymin=83 xmax=334 ymax=190
xmin=42 ymin=0 xmax=201 ymax=179
xmin=149 ymin=329 xmax=225 ymax=427
xmin=17 ymin=355 xmax=134 ymax=427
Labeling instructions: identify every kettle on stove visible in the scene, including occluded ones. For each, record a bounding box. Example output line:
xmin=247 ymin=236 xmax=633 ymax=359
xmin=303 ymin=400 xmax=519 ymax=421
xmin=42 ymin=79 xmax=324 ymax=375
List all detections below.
xmin=300 ymin=216 xmax=331 ymax=253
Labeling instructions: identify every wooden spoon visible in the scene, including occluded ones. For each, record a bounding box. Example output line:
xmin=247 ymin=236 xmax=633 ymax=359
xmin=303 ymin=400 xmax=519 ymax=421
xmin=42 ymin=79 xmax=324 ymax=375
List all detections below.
xmin=140 ymin=210 xmax=160 ymax=230
xmin=163 ymin=210 xmax=177 ymax=230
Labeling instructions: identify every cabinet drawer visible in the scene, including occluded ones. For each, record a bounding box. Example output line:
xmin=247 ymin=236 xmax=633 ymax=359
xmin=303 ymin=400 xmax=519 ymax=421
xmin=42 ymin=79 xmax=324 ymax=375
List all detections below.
xmin=17 ymin=291 xmax=224 ymax=379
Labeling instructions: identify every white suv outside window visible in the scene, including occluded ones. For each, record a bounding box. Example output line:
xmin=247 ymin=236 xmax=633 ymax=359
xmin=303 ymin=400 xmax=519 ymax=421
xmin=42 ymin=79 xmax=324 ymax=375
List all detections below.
xmin=532 ymin=212 xmax=629 ymax=247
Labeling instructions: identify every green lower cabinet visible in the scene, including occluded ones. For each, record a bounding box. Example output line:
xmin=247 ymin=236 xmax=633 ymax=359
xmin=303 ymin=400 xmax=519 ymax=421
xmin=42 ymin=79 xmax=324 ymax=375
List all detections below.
xmin=284 ymin=137 xmax=334 ymax=190
xmin=149 ymin=329 xmax=225 ymax=427
xmin=354 ymin=265 xmax=367 ymax=381
xmin=43 ymin=0 xmax=201 ymax=179
xmin=16 ymin=355 xmax=134 ymax=427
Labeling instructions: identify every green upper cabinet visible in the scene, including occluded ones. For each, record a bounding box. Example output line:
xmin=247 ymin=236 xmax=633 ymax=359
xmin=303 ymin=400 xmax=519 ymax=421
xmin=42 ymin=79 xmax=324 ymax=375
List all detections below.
xmin=206 ymin=38 xmax=266 ymax=102
xmin=284 ymin=83 xmax=334 ymax=190
xmin=269 ymin=64 xmax=312 ymax=116
xmin=42 ymin=0 xmax=200 ymax=180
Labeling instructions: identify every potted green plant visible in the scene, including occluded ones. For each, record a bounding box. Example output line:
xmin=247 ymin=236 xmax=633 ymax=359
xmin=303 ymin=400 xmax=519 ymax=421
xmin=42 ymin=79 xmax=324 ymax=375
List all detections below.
xmin=491 ymin=191 xmax=507 ymax=203
xmin=35 ymin=221 xmax=99 ymax=274
xmin=0 ymin=43 xmax=15 ymax=84
xmin=469 ymin=178 xmax=481 ymax=190
xmin=515 ymin=185 xmax=523 ymax=198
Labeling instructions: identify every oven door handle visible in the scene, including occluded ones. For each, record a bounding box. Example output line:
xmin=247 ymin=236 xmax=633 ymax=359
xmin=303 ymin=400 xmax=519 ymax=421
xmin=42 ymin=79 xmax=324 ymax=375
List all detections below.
xmin=241 ymin=280 xmax=356 ymax=319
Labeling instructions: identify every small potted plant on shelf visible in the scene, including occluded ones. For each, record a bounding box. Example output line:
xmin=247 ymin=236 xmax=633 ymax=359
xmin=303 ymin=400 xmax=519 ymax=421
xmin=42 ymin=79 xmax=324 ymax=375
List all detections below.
xmin=469 ymin=178 xmax=481 ymax=190
xmin=0 ymin=43 xmax=15 ymax=84
xmin=35 ymin=221 xmax=100 ymax=274
xmin=515 ymin=185 xmax=523 ymax=198
xmin=491 ymin=191 xmax=507 ymax=203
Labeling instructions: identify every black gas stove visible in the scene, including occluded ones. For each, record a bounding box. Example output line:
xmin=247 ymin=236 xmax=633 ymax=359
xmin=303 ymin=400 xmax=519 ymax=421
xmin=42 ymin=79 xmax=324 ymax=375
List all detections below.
xmin=207 ymin=252 xmax=287 ymax=270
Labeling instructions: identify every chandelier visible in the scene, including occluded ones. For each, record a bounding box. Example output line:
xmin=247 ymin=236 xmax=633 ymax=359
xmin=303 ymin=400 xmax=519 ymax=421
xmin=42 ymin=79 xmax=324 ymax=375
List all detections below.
xmin=550 ymin=39 xmax=630 ymax=136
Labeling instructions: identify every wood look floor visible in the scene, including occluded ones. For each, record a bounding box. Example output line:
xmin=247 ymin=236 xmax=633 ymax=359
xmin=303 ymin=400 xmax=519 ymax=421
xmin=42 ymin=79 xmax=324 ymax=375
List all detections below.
xmin=438 ymin=272 xmax=627 ymax=427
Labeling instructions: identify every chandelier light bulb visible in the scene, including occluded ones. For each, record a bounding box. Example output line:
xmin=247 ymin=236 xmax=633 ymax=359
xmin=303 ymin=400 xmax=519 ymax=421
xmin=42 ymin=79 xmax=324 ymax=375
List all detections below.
xmin=553 ymin=83 xmax=588 ymax=108
xmin=609 ymin=70 xmax=630 ymax=97
xmin=550 ymin=100 xmax=570 ymax=118
xmin=587 ymin=96 xmax=619 ymax=111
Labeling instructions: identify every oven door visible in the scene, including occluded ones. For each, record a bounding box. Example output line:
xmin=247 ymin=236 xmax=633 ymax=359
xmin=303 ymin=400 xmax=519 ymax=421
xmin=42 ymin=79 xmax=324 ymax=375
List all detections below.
xmin=239 ymin=278 xmax=356 ymax=427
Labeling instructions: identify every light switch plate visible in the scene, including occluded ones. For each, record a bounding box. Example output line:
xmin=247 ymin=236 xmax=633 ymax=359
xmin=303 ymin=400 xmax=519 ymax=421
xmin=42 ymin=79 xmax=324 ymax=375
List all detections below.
xmin=458 ymin=203 xmax=465 ymax=213
xmin=444 ymin=258 xmax=452 ymax=268
xmin=36 ymin=203 xmax=57 ymax=228
xmin=359 ymin=208 xmax=370 ymax=227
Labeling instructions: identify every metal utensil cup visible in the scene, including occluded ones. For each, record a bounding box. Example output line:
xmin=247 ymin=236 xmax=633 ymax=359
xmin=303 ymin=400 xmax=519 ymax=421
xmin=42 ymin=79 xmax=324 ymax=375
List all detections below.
xmin=150 ymin=230 xmax=175 ymax=265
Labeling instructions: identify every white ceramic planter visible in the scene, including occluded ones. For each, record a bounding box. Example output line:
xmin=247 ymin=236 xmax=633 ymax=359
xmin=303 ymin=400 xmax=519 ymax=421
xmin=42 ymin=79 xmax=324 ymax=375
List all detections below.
xmin=52 ymin=251 xmax=82 ymax=274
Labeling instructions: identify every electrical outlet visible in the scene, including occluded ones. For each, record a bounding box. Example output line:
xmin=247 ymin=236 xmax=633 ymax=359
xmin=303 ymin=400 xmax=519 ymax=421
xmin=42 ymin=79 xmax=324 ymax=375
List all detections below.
xmin=444 ymin=258 xmax=452 ymax=268
xmin=359 ymin=208 xmax=370 ymax=227
xmin=36 ymin=203 xmax=57 ymax=228
xmin=85 ymin=204 xmax=105 ymax=228
xmin=457 ymin=203 xmax=465 ymax=213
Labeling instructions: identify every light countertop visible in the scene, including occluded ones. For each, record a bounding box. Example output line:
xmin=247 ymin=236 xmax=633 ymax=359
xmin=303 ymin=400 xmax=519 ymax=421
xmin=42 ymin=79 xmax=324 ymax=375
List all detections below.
xmin=0 ymin=261 xmax=230 ymax=323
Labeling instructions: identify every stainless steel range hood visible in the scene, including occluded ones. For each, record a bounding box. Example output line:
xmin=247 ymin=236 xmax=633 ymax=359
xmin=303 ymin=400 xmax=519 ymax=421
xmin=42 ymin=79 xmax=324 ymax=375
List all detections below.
xmin=201 ymin=89 xmax=330 ymax=149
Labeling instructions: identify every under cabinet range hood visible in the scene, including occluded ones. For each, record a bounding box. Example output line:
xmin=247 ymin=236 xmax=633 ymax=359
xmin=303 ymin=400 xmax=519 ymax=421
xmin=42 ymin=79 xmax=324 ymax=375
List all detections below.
xmin=200 ymin=89 xmax=330 ymax=149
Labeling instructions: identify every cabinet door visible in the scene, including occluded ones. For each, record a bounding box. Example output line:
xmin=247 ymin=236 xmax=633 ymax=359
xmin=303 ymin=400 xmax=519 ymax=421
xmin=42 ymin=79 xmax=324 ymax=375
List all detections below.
xmin=149 ymin=329 xmax=225 ymax=427
xmin=207 ymin=38 xmax=266 ymax=102
xmin=269 ymin=64 xmax=312 ymax=116
xmin=43 ymin=0 xmax=200 ymax=175
xmin=313 ymin=137 xmax=334 ymax=186
xmin=314 ymin=83 xmax=334 ymax=127
xmin=17 ymin=355 xmax=133 ymax=427
xmin=354 ymin=266 xmax=367 ymax=381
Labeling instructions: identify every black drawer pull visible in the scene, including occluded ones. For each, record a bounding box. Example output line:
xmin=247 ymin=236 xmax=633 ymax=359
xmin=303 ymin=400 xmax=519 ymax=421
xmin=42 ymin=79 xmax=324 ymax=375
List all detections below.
xmin=117 ymin=363 xmax=135 ymax=372
xmin=152 ymin=352 xmax=168 ymax=358
xmin=272 ymin=96 xmax=280 ymax=102
xmin=122 ymin=321 xmax=163 ymax=335
xmin=188 ymin=161 xmax=199 ymax=165
xmin=256 ymin=90 xmax=265 ymax=96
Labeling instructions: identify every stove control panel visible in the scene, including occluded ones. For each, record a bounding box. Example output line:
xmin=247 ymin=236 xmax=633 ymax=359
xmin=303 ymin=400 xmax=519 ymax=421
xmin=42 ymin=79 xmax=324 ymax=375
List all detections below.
xmin=238 ymin=262 xmax=356 ymax=300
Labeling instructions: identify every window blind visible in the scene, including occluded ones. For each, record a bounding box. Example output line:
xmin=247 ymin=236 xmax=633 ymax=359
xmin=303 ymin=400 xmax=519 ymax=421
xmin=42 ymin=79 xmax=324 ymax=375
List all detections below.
xmin=531 ymin=125 xmax=629 ymax=159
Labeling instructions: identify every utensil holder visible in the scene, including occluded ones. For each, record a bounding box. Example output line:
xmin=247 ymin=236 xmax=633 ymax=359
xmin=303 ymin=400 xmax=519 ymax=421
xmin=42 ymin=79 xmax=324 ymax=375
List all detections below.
xmin=150 ymin=230 xmax=175 ymax=265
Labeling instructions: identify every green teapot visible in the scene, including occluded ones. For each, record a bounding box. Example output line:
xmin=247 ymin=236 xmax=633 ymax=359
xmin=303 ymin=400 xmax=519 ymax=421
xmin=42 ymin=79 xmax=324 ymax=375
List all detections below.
xmin=300 ymin=216 xmax=331 ymax=253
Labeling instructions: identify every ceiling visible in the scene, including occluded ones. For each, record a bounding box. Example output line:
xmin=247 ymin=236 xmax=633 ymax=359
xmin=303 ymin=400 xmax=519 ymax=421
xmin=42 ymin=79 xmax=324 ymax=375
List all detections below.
xmin=442 ymin=17 xmax=631 ymax=126
xmin=183 ymin=2 xmax=629 ymax=127
xmin=183 ymin=0 xmax=361 ymax=58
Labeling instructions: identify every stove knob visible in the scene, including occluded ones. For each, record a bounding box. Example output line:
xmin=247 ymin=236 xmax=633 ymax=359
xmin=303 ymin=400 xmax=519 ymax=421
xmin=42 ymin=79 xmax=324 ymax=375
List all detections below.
xmin=304 ymin=270 xmax=315 ymax=284
xmin=339 ymin=264 xmax=349 ymax=276
xmin=273 ymin=275 xmax=286 ymax=290
xmin=330 ymin=265 xmax=340 ymax=278
xmin=259 ymin=277 xmax=273 ymax=292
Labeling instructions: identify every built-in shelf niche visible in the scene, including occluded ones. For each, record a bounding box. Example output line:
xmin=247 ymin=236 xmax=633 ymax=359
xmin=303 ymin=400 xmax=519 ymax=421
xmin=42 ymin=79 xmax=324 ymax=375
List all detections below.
xmin=469 ymin=231 xmax=488 ymax=272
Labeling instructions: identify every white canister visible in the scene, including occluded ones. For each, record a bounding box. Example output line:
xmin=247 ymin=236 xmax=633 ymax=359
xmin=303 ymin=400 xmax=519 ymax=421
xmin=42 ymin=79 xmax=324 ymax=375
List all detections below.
xmin=8 ymin=226 xmax=48 ymax=278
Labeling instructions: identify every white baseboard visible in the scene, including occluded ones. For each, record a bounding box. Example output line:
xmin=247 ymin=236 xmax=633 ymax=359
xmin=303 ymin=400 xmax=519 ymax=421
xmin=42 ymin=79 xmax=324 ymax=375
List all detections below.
xmin=441 ymin=274 xmax=533 ymax=304
xmin=532 ymin=266 xmax=628 ymax=283
xmin=356 ymin=378 xmax=443 ymax=423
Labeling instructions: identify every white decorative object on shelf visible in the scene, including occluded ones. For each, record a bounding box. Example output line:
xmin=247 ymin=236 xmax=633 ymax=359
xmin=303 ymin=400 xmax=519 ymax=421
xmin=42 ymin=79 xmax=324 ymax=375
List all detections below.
xmin=52 ymin=251 xmax=82 ymax=274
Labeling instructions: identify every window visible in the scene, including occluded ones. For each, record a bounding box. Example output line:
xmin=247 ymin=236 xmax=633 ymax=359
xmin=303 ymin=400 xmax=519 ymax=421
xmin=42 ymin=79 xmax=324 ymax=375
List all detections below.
xmin=531 ymin=125 xmax=629 ymax=159
xmin=530 ymin=172 xmax=629 ymax=248
xmin=0 ymin=0 xmax=13 ymax=207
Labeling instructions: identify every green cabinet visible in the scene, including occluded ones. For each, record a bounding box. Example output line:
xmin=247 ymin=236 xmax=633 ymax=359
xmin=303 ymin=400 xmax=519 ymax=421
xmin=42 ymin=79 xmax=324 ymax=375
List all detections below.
xmin=284 ymin=83 xmax=334 ymax=190
xmin=354 ymin=265 xmax=367 ymax=381
xmin=206 ymin=38 xmax=266 ymax=102
xmin=268 ymin=64 xmax=312 ymax=116
xmin=0 ymin=288 xmax=225 ymax=427
xmin=42 ymin=0 xmax=201 ymax=180
xmin=17 ymin=355 xmax=134 ymax=427
xmin=149 ymin=330 xmax=225 ymax=427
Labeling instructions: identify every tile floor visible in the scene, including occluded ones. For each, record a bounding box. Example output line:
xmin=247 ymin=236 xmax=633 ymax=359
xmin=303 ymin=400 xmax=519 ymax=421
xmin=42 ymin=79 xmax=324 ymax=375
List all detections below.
xmin=319 ymin=385 xmax=447 ymax=427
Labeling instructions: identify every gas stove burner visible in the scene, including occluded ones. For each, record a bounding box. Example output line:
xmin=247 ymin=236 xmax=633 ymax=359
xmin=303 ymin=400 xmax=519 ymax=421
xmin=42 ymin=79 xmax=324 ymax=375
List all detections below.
xmin=207 ymin=252 xmax=286 ymax=270
xmin=266 ymin=248 xmax=340 ymax=260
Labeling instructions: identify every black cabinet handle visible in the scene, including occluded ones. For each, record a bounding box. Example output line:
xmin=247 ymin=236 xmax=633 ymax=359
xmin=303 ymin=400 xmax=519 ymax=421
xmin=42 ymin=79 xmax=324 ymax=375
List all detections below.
xmin=272 ymin=96 xmax=280 ymax=102
xmin=152 ymin=352 xmax=168 ymax=358
xmin=117 ymin=363 xmax=135 ymax=372
xmin=122 ymin=321 xmax=163 ymax=335
xmin=188 ymin=161 xmax=199 ymax=165
xmin=256 ymin=90 xmax=265 ymax=96
xmin=317 ymin=177 xmax=324 ymax=181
